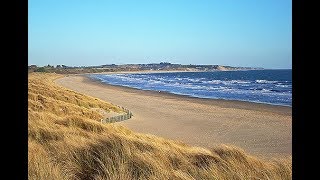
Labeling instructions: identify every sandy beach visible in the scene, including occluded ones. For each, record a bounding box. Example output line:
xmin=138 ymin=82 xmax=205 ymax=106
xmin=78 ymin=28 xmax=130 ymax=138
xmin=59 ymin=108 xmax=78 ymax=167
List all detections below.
xmin=55 ymin=74 xmax=292 ymax=158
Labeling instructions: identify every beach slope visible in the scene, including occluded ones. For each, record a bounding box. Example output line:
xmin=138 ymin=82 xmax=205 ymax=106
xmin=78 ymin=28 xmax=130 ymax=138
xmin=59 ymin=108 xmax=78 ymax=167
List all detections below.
xmin=56 ymin=75 xmax=292 ymax=158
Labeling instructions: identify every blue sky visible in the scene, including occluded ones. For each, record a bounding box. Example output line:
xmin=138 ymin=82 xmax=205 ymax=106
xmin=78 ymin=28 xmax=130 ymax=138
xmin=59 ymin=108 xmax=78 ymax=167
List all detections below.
xmin=28 ymin=0 xmax=292 ymax=69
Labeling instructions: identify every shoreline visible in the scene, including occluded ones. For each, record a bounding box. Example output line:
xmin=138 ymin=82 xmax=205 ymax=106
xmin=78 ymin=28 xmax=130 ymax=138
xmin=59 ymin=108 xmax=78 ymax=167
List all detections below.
xmin=84 ymin=75 xmax=291 ymax=116
xmin=55 ymin=74 xmax=292 ymax=158
xmin=74 ymin=68 xmax=268 ymax=75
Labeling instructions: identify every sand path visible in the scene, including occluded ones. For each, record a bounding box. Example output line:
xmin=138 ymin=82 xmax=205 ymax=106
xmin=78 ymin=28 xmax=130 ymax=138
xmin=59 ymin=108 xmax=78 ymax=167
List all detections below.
xmin=55 ymin=75 xmax=291 ymax=158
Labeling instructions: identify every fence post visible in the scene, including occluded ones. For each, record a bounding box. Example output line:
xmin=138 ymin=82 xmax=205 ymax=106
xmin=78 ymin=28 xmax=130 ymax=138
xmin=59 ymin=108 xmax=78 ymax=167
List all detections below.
xmin=100 ymin=107 xmax=133 ymax=124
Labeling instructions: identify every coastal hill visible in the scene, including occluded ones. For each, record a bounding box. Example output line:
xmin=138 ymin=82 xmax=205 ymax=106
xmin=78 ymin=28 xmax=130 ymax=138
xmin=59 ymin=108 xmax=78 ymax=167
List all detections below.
xmin=29 ymin=73 xmax=290 ymax=179
xmin=28 ymin=62 xmax=263 ymax=74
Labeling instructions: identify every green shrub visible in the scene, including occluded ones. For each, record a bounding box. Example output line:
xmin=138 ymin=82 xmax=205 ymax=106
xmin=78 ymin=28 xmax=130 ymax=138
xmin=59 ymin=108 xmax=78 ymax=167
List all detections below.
xmin=35 ymin=67 xmax=47 ymax=72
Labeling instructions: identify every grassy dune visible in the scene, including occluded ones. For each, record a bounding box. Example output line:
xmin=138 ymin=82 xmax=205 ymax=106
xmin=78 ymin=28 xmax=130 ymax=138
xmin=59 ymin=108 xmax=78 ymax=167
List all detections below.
xmin=28 ymin=73 xmax=292 ymax=180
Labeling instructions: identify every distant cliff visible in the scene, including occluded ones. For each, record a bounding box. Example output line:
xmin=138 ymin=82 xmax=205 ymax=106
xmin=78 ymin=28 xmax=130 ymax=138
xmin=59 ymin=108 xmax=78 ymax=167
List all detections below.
xmin=28 ymin=63 xmax=263 ymax=74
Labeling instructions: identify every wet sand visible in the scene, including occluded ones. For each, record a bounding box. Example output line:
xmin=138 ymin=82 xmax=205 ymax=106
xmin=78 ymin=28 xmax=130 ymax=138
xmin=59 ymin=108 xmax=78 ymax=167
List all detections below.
xmin=55 ymin=74 xmax=292 ymax=158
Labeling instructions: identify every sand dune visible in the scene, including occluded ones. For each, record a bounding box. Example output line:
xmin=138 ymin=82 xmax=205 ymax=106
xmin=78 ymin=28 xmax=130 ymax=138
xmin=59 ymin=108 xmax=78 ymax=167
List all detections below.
xmin=55 ymin=74 xmax=291 ymax=158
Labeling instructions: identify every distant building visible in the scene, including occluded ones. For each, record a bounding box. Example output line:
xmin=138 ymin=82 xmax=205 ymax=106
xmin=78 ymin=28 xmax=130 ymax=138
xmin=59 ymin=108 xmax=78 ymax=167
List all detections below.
xmin=28 ymin=65 xmax=38 ymax=69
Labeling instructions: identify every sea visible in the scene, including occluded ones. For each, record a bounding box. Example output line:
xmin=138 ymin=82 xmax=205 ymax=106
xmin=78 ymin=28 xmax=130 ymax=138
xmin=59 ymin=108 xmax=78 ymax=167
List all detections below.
xmin=88 ymin=69 xmax=292 ymax=107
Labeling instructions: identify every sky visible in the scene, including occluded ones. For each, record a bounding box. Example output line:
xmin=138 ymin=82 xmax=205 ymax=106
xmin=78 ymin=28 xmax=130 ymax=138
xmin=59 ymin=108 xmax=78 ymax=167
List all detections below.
xmin=28 ymin=0 xmax=292 ymax=69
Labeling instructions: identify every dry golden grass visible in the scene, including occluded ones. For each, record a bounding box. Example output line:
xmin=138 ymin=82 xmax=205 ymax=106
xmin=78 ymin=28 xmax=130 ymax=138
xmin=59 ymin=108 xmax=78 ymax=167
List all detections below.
xmin=28 ymin=73 xmax=292 ymax=180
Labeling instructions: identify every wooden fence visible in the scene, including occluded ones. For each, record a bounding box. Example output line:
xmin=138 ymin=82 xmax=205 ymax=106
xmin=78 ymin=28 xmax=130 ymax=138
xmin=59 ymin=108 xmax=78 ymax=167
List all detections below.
xmin=100 ymin=106 xmax=133 ymax=123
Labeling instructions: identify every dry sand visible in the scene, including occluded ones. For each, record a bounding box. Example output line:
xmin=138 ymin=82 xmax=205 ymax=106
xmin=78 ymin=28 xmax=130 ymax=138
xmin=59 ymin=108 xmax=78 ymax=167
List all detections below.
xmin=55 ymin=74 xmax=292 ymax=158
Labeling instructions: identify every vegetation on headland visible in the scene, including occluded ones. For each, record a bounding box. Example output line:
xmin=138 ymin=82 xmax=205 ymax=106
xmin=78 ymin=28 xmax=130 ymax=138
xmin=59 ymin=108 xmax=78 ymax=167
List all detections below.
xmin=28 ymin=62 xmax=262 ymax=74
xmin=28 ymin=73 xmax=291 ymax=180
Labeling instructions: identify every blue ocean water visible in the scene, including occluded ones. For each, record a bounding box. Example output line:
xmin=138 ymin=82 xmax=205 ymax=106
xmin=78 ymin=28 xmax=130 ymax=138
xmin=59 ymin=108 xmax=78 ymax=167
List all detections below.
xmin=89 ymin=70 xmax=292 ymax=106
